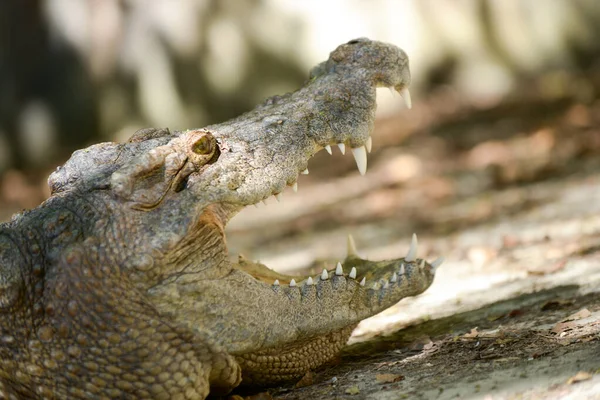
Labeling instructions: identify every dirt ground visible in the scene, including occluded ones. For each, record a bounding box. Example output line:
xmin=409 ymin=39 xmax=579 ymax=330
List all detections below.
xmin=2 ymin=83 xmax=600 ymax=399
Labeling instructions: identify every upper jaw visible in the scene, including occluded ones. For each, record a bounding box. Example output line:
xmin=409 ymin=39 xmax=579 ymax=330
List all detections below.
xmin=186 ymin=94 xmax=411 ymax=209
xmin=186 ymin=86 xmax=411 ymax=208
xmin=108 ymin=38 xmax=412 ymax=212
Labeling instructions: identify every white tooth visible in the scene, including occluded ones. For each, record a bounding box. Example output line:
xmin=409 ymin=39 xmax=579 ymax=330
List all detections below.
xmin=306 ymin=277 xmax=313 ymax=286
xmin=254 ymin=204 xmax=259 ymax=208
xmin=405 ymin=233 xmax=418 ymax=262
xmin=289 ymin=279 xmax=297 ymax=287
xmin=383 ymin=281 xmax=389 ymax=289
xmin=390 ymin=272 xmax=397 ymax=283
xmin=399 ymin=87 xmax=412 ymax=109
xmin=273 ymin=279 xmax=280 ymax=286
xmin=431 ymin=257 xmax=445 ymax=270
xmin=389 ymin=87 xmax=396 ymax=97
xmin=262 ymin=200 xmax=268 ymax=206
xmin=351 ymin=146 xmax=367 ymax=176
xmin=359 ymin=277 xmax=366 ymax=286
xmin=275 ymin=194 xmax=282 ymax=202
xmin=337 ymin=143 xmax=346 ymax=155
xmin=349 ymin=267 xmax=357 ymax=279
xmin=372 ymin=283 xmax=379 ymax=290
xmin=292 ymin=182 xmax=298 ymax=193
xmin=366 ymin=137 xmax=372 ymax=153
xmin=419 ymin=260 xmax=425 ymax=269
xmin=321 ymin=269 xmax=329 ymax=280
xmin=325 ymin=145 xmax=332 ymax=155
xmin=301 ymin=168 xmax=309 ymax=175
xmin=335 ymin=262 xmax=343 ymax=276
xmin=347 ymin=234 xmax=358 ymax=258
xmin=399 ymin=263 xmax=405 ymax=274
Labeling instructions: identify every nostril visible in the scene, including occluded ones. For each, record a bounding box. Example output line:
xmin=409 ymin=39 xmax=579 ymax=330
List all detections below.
xmin=346 ymin=37 xmax=368 ymax=45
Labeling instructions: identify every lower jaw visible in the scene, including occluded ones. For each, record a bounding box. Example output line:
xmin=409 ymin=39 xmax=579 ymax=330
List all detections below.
xmin=234 ymin=325 xmax=356 ymax=387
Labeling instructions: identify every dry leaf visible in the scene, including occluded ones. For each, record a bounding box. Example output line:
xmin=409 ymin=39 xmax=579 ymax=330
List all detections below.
xmin=345 ymin=385 xmax=361 ymax=395
xmin=294 ymin=371 xmax=314 ymax=388
xmin=376 ymin=374 xmax=404 ymax=384
xmin=565 ymin=308 xmax=591 ymax=321
xmin=566 ymin=371 xmax=592 ymax=385
xmin=551 ymin=321 xmax=575 ymax=334
xmin=463 ymin=328 xmax=479 ymax=338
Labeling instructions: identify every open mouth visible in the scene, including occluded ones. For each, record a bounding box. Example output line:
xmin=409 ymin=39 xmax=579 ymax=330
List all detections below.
xmin=218 ymin=86 xmax=445 ymax=294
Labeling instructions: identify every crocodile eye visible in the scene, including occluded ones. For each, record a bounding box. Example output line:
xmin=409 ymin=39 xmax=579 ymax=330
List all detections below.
xmin=192 ymin=135 xmax=214 ymax=155
xmin=347 ymin=39 xmax=360 ymax=45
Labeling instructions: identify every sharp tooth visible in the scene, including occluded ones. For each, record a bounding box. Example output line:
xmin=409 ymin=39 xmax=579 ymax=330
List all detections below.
xmin=292 ymin=182 xmax=298 ymax=192
xmin=399 ymin=87 xmax=412 ymax=109
xmin=337 ymin=143 xmax=346 ymax=155
xmin=399 ymin=263 xmax=405 ymax=274
xmin=301 ymin=168 xmax=309 ymax=175
xmin=289 ymin=279 xmax=297 ymax=287
xmin=325 ymin=145 xmax=332 ymax=155
xmin=262 ymin=200 xmax=268 ymax=206
xmin=419 ymin=260 xmax=425 ymax=269
xmin=366 ymin=137 xmax=372 ymax=153
xmin=405 ymin=233 xmax=418 ymax=262
xmin=372 ymin=282 xmax=379 ymax=290
xmin=431 ymin=256 xmax=444 ymax=272
xmin=254 ymin=204 xmax=259 ymax=208
xmin=389 ymin=87 xmax=396 ymax=97
xmin=321 ymin=269 xmax=329 ymax=280
xmin=351 ymin=146 xmax=367 ymax=175
xmin=349 ymin=267 xmax=357 ymax=279
xmin=383 ymin=281 xmax=389 ymax=289
xmin=347 ymin=234 xmax=358 ymax=258
xmin=275 ymin=194 xmax=282 ymax=202
xmin=359 ymin=277 xmax=366 ymax=286
xmin=273 ymin=279 xmax=280 ymax=286
xmin=306 ymin=277 xmax=313 ymax=286
xmin=335 ymin=262 xmax=343 ymax=276
xmin=390 ymin=272 xmax=397 ymax=283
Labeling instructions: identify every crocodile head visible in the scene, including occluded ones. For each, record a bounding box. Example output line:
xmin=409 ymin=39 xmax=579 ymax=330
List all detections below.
xmin=0 ymin=39 xmax=441 ymax=398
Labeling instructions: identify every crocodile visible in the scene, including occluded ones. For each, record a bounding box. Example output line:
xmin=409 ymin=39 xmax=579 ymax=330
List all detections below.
xmin=0 ymin=38 xmax=443 ymax=399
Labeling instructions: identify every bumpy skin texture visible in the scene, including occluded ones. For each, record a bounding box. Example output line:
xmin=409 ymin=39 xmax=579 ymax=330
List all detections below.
xmin=0 ymin=39 xmax=437 ymax=399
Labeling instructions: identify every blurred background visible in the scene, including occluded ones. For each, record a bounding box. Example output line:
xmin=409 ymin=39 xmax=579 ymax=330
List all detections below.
xmin=1 ymin=0 xmax=600 ymax=262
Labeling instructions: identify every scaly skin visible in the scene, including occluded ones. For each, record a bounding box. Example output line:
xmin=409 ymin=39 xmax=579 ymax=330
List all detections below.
xmin=0 ymin=38 xmax=442 ymax=399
